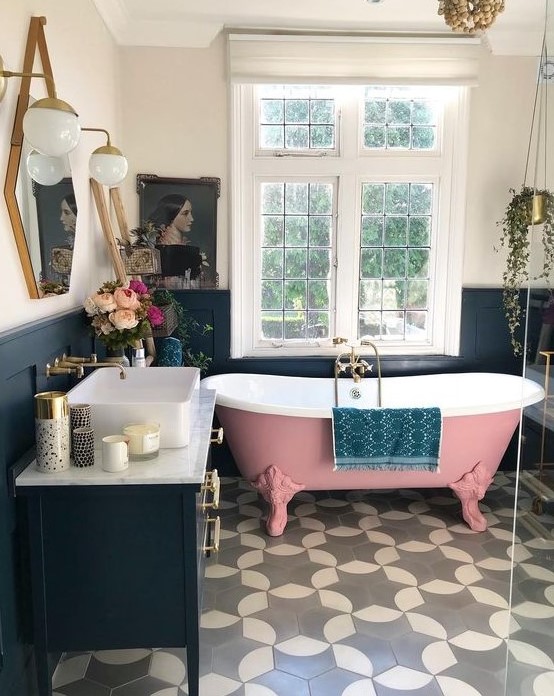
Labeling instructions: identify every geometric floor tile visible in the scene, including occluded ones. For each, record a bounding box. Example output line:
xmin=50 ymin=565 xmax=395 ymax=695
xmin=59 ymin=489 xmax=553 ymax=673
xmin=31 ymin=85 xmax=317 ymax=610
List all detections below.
xmin=51 ymin=472 xmax=554 ymax=696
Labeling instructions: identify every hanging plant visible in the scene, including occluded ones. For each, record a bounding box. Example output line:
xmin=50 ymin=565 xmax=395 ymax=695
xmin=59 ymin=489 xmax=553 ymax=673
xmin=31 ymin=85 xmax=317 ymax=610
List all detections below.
xmin=497 ymin=186 xmax=554 ymax=356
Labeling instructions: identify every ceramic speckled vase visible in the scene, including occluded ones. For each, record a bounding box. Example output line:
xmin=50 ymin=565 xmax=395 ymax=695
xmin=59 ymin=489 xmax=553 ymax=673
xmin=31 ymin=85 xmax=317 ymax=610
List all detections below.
xmin=34 ymin=391 xmax=70 ymax=473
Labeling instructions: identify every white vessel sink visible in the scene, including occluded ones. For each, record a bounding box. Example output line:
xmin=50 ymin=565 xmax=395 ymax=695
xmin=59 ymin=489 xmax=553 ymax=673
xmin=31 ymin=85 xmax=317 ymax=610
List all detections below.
xmin=67 ymin=366 xmax=200 ymax=448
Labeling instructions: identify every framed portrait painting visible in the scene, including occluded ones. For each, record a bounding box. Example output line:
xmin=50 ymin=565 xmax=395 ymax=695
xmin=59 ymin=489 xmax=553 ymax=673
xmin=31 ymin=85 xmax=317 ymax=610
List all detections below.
xmin=33 ymin=177 xmax=77 ymax=286
xmin=137 ymin=174 xmax=220 ymax=289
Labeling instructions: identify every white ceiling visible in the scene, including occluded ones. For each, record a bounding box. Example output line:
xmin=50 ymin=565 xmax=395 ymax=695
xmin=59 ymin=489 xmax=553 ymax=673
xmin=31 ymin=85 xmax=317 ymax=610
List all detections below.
xmin=92 ymin=0 xmax=548 ymax=55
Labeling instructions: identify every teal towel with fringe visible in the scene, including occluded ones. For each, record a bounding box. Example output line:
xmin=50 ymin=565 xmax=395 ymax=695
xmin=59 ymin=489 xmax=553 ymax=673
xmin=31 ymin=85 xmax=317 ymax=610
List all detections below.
xmin=332 ymin=407 xmax=441 ymax=471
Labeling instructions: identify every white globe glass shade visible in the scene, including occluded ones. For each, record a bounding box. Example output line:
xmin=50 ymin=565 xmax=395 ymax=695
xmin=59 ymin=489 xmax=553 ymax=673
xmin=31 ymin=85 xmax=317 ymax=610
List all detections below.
xmin=89 ymin=153 xmax=129 ymax=187
xmin=26 ymin=151 xmax=67 ymax=186
xmin=22 ymin=104 xmax=80 ymax=157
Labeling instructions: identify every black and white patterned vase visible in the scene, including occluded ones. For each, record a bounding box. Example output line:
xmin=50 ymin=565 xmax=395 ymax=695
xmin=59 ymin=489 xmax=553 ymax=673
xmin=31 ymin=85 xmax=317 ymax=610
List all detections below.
xmin=72 ymin=427 xmax=95 ymax=468
xmin=34 ymin=391 xmax=70 ymax=473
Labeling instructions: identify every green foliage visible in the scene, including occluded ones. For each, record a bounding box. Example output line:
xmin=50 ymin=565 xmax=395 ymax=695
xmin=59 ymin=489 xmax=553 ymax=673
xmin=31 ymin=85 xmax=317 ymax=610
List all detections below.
xmin=151 ymin=290 xmax=213 ymax=372
xmin=498 ymin=186 xmax=554 ymax=356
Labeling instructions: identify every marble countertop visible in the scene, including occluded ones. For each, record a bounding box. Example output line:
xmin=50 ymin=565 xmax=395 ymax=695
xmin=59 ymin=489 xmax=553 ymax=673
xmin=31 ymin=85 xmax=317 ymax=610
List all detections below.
xmin=16 ymin=389 xmax=216 ymax=488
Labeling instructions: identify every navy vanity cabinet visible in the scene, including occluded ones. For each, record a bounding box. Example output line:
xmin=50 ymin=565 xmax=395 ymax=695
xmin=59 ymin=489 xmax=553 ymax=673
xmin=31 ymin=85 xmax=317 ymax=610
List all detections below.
xmin=15 ymin=390 xmax=216 ymax=696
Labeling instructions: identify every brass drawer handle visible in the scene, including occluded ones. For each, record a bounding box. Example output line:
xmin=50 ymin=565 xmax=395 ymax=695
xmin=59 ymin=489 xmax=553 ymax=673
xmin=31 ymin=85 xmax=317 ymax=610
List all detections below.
xmin=210 ymin=427 xmax=224 ymax=445
xmin=203 ymin=516 xmax=221 ymax=553
xmin=201 ymin=469 xmax=220 ymax=509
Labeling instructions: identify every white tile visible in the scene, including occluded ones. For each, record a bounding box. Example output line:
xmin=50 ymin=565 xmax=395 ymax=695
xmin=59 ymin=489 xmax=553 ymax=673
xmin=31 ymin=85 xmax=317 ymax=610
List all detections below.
xmin=201 ymin=610 xmax=241 ymax=629
xmin=439 ymin=546 xmax=474 ymax=564
xmin=383 ymin=566 xmax=418 ymax=586
xmin=326 ymin=527 xmax=364 ymax=537
xmin=374 ymin=666 xmax=433 ymax=690
xmin=317 ymin=498 xmax=350 ymax=508
xmin=93 ymin=649 xmax=151 ymax=664
xmin=240 ymin=533 xmax=266 ymax=549
xmin=366 ymin=531 xmax=396 ymax=546
xmin=508 ymin=640 xmax=554 ymax=670
xmin=467 ymin=586 xmax=508 ymax=608
xmin=475 ymin=557 xmax=512 ymax=572
xmin=511 ymin=600 xmax=554 ymax=619
xmin=323 ymin=614 xmax=356 ymax=643
xmin=429 ymin=529 xmax=454 ymax=545
xmin=264 ymin=543 xmax=304 ymax=556
xmin=352 ymin=503 xmax=379 ymax=517
xmin=406 ymin=612 xmax=447 ymax=639
xmin=52 ymin=654 xmax=91 ymax=687
xmin=338 ymin=560 xmax=380 ymax=575
xmin=241 ymin=570 xmax=271 ymax=591
xmin=239 ymin=504 xmax=263 ymax=518
xmin=238 ymin=646 xmax=274 ymax=681
xmin=354 ymin=605 xmax=402 ymax=623
xmin=311 ymin=567 xmax=339 ymax=589
xmin=199 ymin=673 xmax=241 ymax=696
xmin=270 ymin=583 xmax=315 ymax=599
xmin=151 ymin=688 xmax=179 ymax=696
xmin=509 ymin=544 xmax=532 ymax=563
xmin=454 ymin=564 xmax=483 ymax=586
xmin=243 ymin=617 xmax=277 ymax=645
xmin=374 ymin=547 xmax=400 ymax=566
xmin=420 ymin=580 xmax=464 ymax=595
xmin=298 ymin=517 xmax=325 ymax=531
xmin=417 ymin=514 xmax=447 ymax=529
xmin=308 ymin=548 xmax=338 ymax=566
xmin=380 ymin=510 xmax=413 ymax=521
xmin=436 ymin=675 xmax=485 ymax=695
xmin=488 ymin=609 xmax=520 ymax=639
xmin=237 ymin=550 xmax=264 ymax=569
xmin=332 ymin=644 xmax=373 ymax=676
xmin=302 ymin=531 xmax=327 ymax=548
xmin=519 ymin=563 xmax=554 ymax=583
xmin=407 ymin=501 xmax=431 ymax=514
xmin=421 ymin=640 xmax=457 ymax=674
xmin=236 ymin=519 xmax=261 ymax=533
xmin=275 ymin=635 xmax=329 ymax=656
xmin=149 ymin=651 xmax=186 ymax=686
xmin=533 ymin=671 xmax=554 ymax=696
xmin=237 ymin=591 xmax=269 ymax=617
xmin=294 ymin=503 xmax=317 ymax=517
xmin=341 ymin=679 xmax=377 ymax=696
xmin=545 ymin=584 xmax=554 ymax=606
xmin=244 ymin=684 xmax=279 ymax=696
xmin=318 ymin=589 xmax=353 ymax=613
xmin=397 ymin=541 xmax=436 ymax=553
xmin=205 ymin=564 xmax=239 ymax=579
xmin=394 ymin=587 xmax=425 ymax=612
xmin=449 ymin=630 xmax=503 ymax=651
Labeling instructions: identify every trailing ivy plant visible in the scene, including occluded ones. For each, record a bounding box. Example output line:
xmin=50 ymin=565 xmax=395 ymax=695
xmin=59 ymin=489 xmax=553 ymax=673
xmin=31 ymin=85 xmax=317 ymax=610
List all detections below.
xmin=498 ymin=186 xmax=554 ymax=356
xmin=151 ymin=289 xmax=213 ymax=372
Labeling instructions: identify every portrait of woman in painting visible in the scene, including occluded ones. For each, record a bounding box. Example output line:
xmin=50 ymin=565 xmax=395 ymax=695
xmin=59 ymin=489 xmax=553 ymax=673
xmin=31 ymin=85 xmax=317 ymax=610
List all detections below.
xmin=138 ymin=176 xmax=219 ymax=289
xmin=34 ymin=178 xmax=78 ymax=289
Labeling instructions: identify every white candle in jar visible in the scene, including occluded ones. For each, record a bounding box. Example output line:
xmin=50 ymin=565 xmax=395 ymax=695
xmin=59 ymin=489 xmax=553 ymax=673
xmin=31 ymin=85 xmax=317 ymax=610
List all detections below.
xmin=123 ymin=423 xmax=160 ymax=460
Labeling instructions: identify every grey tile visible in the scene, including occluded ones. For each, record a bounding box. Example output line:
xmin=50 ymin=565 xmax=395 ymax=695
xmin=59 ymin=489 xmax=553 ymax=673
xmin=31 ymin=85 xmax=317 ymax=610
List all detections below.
xmin=252 ymin=669 xmax=311 ymax=696
xmin=374 ymin=678 xmax=444 ymax=696
xmin=337 ymin=634 xmax=397 ymax=676
xmin=251 ymin=607 xmax=300 ymax=643
xmin=274 ymin=644 xmax=335 ymax=679
xmin=297 ymin=606 xmax=345 ymax=641
xmin=86 ymin=653 xmax=151 ymax=688
xmin=441 ymin=662 xmax=506 ymax=696
xmin=212 ymin=637 xmax=267 ymax=681
xmin=390 ymin=632 xmax=440 ymax=672
xmin=112 ymin=675 xmax=176 ymax=695
xmin=54 ymin=680 xmax=111 ymax=696
xmin=309 ymin=668 xmax=366 ymax=696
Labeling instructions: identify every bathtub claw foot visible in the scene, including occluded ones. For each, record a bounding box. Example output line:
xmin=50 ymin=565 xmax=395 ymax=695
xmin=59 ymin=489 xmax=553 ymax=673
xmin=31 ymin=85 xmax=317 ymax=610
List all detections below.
xmin=252 ymin=465 xmax=305 ymax=536
xmin=448 ymin=461 xmax=493 ymax=532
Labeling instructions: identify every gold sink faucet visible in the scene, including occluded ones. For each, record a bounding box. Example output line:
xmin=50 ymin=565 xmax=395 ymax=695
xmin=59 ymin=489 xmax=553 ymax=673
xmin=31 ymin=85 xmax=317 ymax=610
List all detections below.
xmin=46 ymin=353 xmax=127 ymax=380
xmin=332 ymin=337 xmax=382 ymax=407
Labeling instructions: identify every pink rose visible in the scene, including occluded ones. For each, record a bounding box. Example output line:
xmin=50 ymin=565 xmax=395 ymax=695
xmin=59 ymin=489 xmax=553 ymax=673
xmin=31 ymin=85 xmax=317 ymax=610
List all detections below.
xmin=114 ymin=287 xmax=141 ymax=310
xmin=147 ymin=305 xmax=165 ymax=327
xmin=129 ymin=279 xmax=148 ymax=295
xmin=109 ymin=309 xmax=139 ymax=330
xmin=92 ymin=292 xmax=118 ymax=313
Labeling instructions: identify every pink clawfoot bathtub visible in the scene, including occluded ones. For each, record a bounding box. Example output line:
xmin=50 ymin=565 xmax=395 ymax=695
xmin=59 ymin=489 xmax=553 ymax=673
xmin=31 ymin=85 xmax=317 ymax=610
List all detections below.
xmin=202 ymin=372 xmax=544 ymax=535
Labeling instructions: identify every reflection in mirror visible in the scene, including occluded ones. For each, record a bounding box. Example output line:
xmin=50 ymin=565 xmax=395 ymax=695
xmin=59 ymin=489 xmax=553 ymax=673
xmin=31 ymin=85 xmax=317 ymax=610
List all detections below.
xmin=3 ymin=16 xmax=78 ymax=298
xmin=15 ymin=134 xmax=76 ymax=293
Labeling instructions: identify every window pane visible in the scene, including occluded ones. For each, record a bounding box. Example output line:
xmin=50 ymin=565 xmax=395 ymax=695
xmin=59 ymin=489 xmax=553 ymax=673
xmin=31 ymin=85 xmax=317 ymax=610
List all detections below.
xmin=308 ymin=249 xmax=331 ymax=278
xmin=412 ymin=100 xmax=435 ymax=124
xmin=285 ymin=216 xmax=308 ymax=246
xmin=284 ymin=311 xmax=306 ymax=339
xmin=260 ymin=125 xmax=284 ymax=149
xmin=362 ymin=184 xmax=385 ymax=214
xmin=384 ymin=217 xmax=408 ymax=246
xmin=359 ymin=311 xmax=382 ymax=338
xmin=262 ymin=249 xmax=283 ymax=278
xmin=285 ymin=99 xmax=309 ymax=123
xmin=309 ymin=183 xmax=333 ymax=214
xmin=285 ymin=183 xmax=309 ymax=214
xmin=311 ymin=100 xmax=334 ymax=124
xmin=309 ymin=216 xmax=332 ymax=246
xmin=262 ymin=183 xmax=284 ymax=214
xmin=360 ymin=249 xmax=383 ymax=279
xmin=285 ymin=125 xmax=309 ymax=149
xmin=382 ymin=311 xmax=405 ymax=339
xmin=364 ymin=126 xmax=386 ymax=148
xmin=365 ymin=99 xmax=386 ymax=123
xmin=284 ymin=280 xmax=306 ymax=309
xmin=408 ymin=217 xmax=430 ymax=246
xmin=361 ymin=217 xmax=383 ymax=246
xmin=385 ymin=184 xmax=409 ymax=215
xmin=261 ymin=311 xmax=283 ymax=340
xmin=407 ymin=249 xmax=429 ymax=278
xmin=359 ymin=280 xmax=382 ymax=310
xmin=308 ymin=280 xmax=329 ymax=309
xmin=311 ymin=126 xmax=334 ymax=149
xmin=387 ymin=100 xmax=411 ymax=124
xmin=406 ymin=311 xmax=428 ymax=340
xmin=262 ymin=216 xmax=284 ymax=246
xmin=412 ymin=126 xmax=435 ymax=150
xmin=308 ymin=311 xmax=329 ymax=339
xmin=383 ymin=280 xmax=405 ymax=309
xmin=383 ymin=249 xmax=407 ymax=278
xmin=261 ymin=281 xmax=283 ymax=310
xmin=387 ymin=127 xmax=410 ymax=148
xmin=285 ymin=248 xmax=307 ymax=278
xmin=407 ymin=280 xmax=428 ymax=308
xmin=261 ymin=99 xmax=283 ymax=124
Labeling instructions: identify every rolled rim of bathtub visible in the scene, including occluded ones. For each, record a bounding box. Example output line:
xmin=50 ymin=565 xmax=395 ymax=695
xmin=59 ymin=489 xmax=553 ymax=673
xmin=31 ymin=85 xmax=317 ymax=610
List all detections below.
xmin=201 ymin=372 xmax=545 ymax=419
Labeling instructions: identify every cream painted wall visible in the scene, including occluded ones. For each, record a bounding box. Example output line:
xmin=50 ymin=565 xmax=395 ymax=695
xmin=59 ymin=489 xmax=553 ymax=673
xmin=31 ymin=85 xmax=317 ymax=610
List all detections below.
xmin=117 ymin=37 xmax=538 ymax=293
xmin=118 ymin=35 xmax=228 ymax=287
xmin=0 ymin=0 xmax=120 ymax=332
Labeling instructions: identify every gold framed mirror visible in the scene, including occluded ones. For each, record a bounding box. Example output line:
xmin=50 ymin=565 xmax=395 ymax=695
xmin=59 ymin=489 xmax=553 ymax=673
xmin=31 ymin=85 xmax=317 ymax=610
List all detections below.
xmin=3 ymin=16 xmax=77 ymax=299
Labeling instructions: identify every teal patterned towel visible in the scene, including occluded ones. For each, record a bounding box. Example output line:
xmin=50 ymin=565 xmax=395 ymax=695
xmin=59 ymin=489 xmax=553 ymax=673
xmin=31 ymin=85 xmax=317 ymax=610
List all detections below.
xmin=332 ymin=407 xmax=442 ymax=471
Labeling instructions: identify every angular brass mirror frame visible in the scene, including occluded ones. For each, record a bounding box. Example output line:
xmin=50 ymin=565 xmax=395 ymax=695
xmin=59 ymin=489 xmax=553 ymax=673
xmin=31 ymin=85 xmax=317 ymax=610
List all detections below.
xmin=3 ymin=16 xmax=55 ymax=299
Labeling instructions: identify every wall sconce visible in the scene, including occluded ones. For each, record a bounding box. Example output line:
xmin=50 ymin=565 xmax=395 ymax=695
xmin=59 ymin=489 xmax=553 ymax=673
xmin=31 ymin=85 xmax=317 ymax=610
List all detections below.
xmin=25 ymin=127 xmax=128 ymax=187
xmin=84 ymin=127 xmax=128 ymax=187
xmin=0 ymin=55 xmax=80 ymax=156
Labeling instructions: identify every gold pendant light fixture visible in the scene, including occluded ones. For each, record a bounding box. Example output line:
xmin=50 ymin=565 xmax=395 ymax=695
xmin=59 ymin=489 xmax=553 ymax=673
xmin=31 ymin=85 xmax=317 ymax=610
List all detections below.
xmin=437 ymin=1 xmax=505 ymax=34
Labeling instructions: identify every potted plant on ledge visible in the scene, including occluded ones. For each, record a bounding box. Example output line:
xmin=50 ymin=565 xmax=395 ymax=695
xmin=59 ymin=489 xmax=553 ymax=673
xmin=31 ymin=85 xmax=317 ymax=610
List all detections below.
xmin=498 ymin=186 xmax=554 ymax=356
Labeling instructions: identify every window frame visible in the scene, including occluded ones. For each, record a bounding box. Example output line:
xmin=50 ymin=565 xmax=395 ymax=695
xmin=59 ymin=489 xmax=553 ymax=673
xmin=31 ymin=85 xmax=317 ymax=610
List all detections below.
xmin=230 ymin=83 xmax=469 ymax=358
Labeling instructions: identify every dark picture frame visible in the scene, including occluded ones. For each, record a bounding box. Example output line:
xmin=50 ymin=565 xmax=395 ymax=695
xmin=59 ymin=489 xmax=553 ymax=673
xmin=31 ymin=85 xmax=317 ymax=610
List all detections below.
xmin=33 ymin=177 xmax=77 ymax=284
xmin=137 ymin=174 xmax=220 ymax=288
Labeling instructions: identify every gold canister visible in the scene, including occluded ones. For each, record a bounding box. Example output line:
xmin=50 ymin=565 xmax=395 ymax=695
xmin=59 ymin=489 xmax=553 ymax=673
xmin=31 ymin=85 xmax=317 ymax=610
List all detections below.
xmin=34 ymin=391 xmax=70 ymax=473
xmin=532 ymin=194 xmax=547 ymax=226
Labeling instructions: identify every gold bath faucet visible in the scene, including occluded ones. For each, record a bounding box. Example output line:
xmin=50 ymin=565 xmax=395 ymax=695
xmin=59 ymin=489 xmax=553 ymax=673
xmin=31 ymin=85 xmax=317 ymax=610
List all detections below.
xmin=45 ymin=353 xmax=127 ymax=380
xmin=332 ymin=337 xmax=382 ymax=407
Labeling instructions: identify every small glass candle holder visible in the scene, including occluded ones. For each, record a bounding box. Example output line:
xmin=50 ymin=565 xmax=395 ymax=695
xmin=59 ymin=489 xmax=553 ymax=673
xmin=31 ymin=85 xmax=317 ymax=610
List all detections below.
xmin=122 ymin=423 xmax=160 ymax=461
